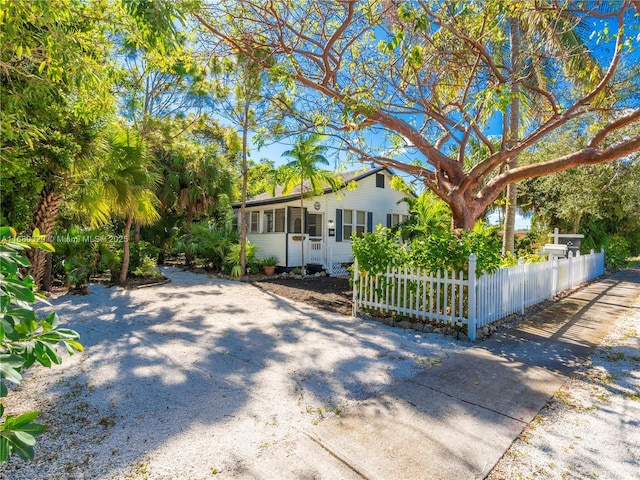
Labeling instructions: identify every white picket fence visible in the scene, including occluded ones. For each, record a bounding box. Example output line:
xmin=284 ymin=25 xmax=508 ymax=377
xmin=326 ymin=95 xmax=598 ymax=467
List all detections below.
xmin=353 ymin=249 xmax=605 ymax=341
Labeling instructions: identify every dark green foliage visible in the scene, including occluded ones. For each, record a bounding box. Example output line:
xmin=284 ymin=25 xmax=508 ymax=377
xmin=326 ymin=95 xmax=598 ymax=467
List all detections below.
xmin=51 ymin=226 xmax=128 ymax=288
xmin=176 ymin=221 xmax=237 ymax=271
xmin=225 ymin=241 xmax=259 ymax=277
xmin=514 ymin=227 xmax=548 ymax=256
xmin=604 ymin=235 xmax=631 ymax=271
xmin=520 ymin=152 xmax=640 ymax=258
xmin=129 ymin=241 xmax=160 ymax=274
xmin=0 ymin=227 xmax=82 ymax=463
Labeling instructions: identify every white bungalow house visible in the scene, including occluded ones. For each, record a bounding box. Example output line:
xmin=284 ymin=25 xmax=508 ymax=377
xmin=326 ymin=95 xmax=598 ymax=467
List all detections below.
xmin=233 ymin=167 xmax=413 ymax=275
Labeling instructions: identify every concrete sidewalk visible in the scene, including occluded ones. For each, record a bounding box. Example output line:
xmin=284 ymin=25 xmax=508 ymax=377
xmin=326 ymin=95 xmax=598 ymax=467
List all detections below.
xmin=241 ymin=266 xmax=640 ymax=479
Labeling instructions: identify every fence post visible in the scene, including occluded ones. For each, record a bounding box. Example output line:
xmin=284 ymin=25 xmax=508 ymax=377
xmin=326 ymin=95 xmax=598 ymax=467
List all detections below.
xmin=468 ymin=254 xmax=477 ymax=341
xmin=568 ymin=250 xmax=574 ymax=288
xmin=519 ymin=257 xmax=525 ymax=314
xmin=552 ymin=257 xmax=559 ymax=296
xmin=352 ymin=259 xmax=359 ymax=317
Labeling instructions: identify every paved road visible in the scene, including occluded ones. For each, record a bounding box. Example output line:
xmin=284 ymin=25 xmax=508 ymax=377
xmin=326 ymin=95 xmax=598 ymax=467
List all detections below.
xmin=3 ymin=267 xmax=638 ymax=480
xmin=240 ymin=266 xmax=640 ymax=479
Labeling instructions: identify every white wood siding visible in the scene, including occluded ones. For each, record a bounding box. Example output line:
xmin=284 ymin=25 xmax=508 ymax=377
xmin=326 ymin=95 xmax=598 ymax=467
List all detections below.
xmin=238 ymin=170 xmax=410 ymax=268
xmin=246 ymin=232 xmax=287 ymax=266
xmin=327 ymin=171 xmax=409 ymax=263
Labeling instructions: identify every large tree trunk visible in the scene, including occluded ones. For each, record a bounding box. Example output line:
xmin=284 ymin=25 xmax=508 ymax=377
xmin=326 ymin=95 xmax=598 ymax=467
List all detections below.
xmin=450 ymin=195 xmax=482 ymax=233
xmin=26 ymin=189 xmax=63 ymax=289
xmin=502 ymin=17 xmax=520 ymax=256
xmin=118 ymin=216 xmax=133 ymax=285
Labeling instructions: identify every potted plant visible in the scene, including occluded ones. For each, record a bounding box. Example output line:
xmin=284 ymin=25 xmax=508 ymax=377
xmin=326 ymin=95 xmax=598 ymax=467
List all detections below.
xmin=262 ymin=256 xmax=278 ymax=276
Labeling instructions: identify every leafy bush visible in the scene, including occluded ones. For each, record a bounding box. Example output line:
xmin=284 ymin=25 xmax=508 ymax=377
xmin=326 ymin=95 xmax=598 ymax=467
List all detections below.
xmin=604 ymin=235 xmax=630 ymax=271
xmin=129 ymin=241 xmax=160 ymax=273
xmin=132 ymin=256 xmax=161 ymax=278
xmin=500 ymin=251 xmax=545 ymax=267
xmin=176 ymin=221 xmax=237 ymax=270
xmin=0 ymin=227 xmax=83 ymax=463
xmin=351 ymin=226 xmax=406 ymax=274
xmin=514 ymin=227 xmax=549 ymax=256
xmin=224 ymin=241 xmax=258 ymax=277
xmin=52 ymin=226 xmax=104 ymax=288
xmin=352 ymin=222 xmax=501 ymax=277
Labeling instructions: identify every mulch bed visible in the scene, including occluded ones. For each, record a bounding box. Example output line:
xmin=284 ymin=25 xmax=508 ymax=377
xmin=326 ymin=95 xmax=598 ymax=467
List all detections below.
xmin=251 ymin=276 xmax=353 ymax=316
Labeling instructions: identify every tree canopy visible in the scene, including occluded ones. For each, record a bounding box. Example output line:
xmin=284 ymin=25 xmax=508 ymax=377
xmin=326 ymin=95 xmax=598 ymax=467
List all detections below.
xmin=195 ymin=0 xmax=640 ymax=230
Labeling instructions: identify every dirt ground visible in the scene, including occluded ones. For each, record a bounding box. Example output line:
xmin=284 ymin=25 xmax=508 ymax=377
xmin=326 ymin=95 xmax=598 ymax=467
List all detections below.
xmin=251 ymin=275 xmax=353 ymax=316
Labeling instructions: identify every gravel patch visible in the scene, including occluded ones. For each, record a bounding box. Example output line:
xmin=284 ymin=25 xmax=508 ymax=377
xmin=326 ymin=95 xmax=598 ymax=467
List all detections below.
xmin=0 ymin=267 xmax=465 ymax=480
xmin=488 ymin=294 xmax=640 ymax=479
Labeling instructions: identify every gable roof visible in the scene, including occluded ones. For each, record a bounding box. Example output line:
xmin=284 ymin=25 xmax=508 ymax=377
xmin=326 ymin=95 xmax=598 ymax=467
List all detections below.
xmin=235 ymin=167 xmax=395 ymax=208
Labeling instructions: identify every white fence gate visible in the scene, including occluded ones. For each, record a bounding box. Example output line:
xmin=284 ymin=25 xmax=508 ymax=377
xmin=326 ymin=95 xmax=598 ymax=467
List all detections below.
xmin=353 ymin=250 xmax=605 ymax=341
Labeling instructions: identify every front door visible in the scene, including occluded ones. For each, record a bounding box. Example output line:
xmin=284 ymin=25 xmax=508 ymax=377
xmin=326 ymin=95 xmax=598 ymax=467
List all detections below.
xmin=307 ymin=213 xmax=323 ymax=265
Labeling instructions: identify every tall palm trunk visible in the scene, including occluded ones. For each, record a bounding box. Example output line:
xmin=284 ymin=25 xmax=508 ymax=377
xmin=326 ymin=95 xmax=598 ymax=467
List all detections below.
xmin=118 ymin=216 xmax=133 ymax=285
xmin=299 ymin=181 xmax=305 ymax=276
xmin=134 ymin=222 xmax=141 ymax=244
xmin=27 ymin=189 xmax=63 ymax=289
xmin=239 ymin=99 xmax=250 ymax=275
xmin=502 ymin=16 xmax=520 ymax=256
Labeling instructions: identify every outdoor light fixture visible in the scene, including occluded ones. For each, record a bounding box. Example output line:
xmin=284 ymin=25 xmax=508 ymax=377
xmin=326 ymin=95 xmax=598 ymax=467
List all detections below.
xmin=328 ymin=219 xmax=335 ymax=237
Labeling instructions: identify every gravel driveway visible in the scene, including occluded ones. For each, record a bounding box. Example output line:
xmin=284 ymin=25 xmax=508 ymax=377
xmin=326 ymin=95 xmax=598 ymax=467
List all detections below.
xmin=0 ymin=267 xmax=464 ymax=480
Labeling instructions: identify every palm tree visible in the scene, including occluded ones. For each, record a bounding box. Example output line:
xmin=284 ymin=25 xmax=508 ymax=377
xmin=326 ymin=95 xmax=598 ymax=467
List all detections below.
xmin=279 ymin=134 xmax=341 ymax=275
xmin=397 ymin=192 xmax=451 ymax=241
xmin=100 ymin=127 xmax=160 ymax=284
xmin=158 ymin=137 xmax=234 ymax=265
xmin=501 ymin=9 xmax=603 ymax=254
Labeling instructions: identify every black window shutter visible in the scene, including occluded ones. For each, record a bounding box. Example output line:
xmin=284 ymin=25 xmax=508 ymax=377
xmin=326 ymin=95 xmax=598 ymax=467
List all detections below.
xmin=376 ymin=173 xmax=384 ymax=188
xmin=367 ymin=212 xmax=373 ymax=233
xmin=304 ymin=208 xmax=309 ymax=234
xmin=336 ymin=209 xmax=343 ymax=242
xmin=386 ymin=214 xmax=392 ymax=228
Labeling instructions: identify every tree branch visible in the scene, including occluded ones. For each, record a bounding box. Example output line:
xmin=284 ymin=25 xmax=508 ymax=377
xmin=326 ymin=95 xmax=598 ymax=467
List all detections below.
xmin=481 ymin=134 xmax=640 ymax=205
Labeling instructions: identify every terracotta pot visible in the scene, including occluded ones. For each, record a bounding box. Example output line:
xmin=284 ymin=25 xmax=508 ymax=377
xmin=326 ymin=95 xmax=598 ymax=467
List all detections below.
xmin=264 ymin=266 xmax=276 ymax=276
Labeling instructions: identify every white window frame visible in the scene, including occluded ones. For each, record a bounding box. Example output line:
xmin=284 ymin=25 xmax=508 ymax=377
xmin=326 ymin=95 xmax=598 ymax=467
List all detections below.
xmin=263 ymin=209 xmax=274 ymax=233
xmin=248 ymin=211 xmax=259 ymax=233
xmin=274 ymin=208 xmax=285 ymax=233
xmin=343 ymin=209 xmax=366 ymax=240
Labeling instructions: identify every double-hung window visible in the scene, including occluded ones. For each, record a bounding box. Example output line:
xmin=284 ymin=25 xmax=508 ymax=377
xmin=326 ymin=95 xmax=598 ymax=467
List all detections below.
xmin=343 ymin=209 xmax=366 ymax=239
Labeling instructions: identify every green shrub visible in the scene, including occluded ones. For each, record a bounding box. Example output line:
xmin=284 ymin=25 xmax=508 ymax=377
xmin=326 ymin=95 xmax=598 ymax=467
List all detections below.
xmin=500 ymin=251 xmax=545 ymax=267
xmin=52 ymin=226 xmax=116 ymax=288
xmin=351 ymin=226 xmax=405 ymax=274
xmin=224 ymin=241 xmax=258 ymax=277
xmin=352 ymin=222 xmax=501 ymax=277
xmin=177 ymin=221 xmax=237 ymax=270
xmin=604 ymin=235 xmax=630 ymax=271
xmin=132 ymin=256 xmax=161 ymax=278
xmin=0 ymin=227 xmax=83 ymax=463
xmin=515 ymin=227 xmax=549 ymax=256
xmin=129 ymin=241 xmax=160 ymax=273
